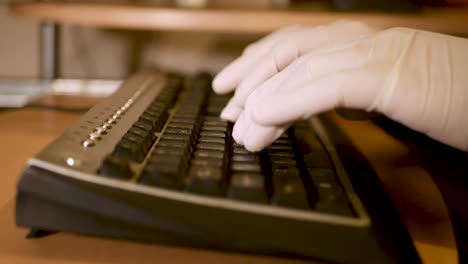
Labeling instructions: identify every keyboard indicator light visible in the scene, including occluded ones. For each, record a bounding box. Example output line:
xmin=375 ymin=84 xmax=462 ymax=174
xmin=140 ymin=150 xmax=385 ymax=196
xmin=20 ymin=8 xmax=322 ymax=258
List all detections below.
xmin=82 ymin=139 xmax=95 ymax=147
xmin=95 ymin=127 xmax=107 ymax=135
xmin=66 ymin=157 xmax=75 ymax=166
xmin=107 ymin=118 xmax=117 ymax=124
xmin=88 ymin=133 xmax=102 ymax=140
xmin=102 ymin=123 xmax=112 ymax=130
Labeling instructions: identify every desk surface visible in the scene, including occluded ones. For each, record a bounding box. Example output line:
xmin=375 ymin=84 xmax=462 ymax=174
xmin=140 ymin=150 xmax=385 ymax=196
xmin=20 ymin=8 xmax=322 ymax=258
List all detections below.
xmin=11 ymin=2 xmax=468 ymax=34
xmin=0 ymin=99 xmax=458 ymax=263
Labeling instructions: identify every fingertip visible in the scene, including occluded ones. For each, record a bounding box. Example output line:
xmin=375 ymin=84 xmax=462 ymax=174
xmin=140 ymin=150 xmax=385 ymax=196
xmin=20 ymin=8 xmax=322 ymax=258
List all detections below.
xmin=233 ymin=133 xmax=243 ymax=146
xmin=242 ymin=123 xmax=286 ymax=152
xmin=232 ymin=112 xmax=249 ymax=145
xmin=220 ymin=98 xmax=244 ymax=122
xmin=232 ymin=127 xmax=244 ymax=145
xmin=213 ymin=56 xmax=251 ymax=94
xmin=220 ymin=106 xmax=242 ymax=122
xmin=243 ymin=136 xmax=267 ymax=153
xmin=212 ymin=73 xmax=234 ymax=94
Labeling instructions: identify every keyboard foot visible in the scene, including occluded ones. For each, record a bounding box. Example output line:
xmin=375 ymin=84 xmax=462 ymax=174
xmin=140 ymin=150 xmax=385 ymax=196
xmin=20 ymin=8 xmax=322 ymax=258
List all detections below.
xmin=26 ymin=228 xmax=55 ymax=239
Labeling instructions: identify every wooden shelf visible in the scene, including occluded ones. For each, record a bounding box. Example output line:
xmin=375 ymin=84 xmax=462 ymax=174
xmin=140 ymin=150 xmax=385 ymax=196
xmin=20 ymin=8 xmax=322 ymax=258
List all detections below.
xmin=11 ymin=2 xmax=468 ymax=34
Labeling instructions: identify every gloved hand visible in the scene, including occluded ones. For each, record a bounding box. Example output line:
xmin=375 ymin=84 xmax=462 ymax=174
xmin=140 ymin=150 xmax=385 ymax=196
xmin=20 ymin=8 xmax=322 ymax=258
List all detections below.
xmin=213 ymin=20 xmax=377 ymax=121
xmin=213 ymin=21 xmax=468 ymax=152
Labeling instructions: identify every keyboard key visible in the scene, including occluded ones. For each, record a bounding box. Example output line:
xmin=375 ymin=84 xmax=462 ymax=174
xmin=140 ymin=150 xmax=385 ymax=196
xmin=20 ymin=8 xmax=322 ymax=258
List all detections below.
xmin=271 ymin=167 xmax=310 ymax=209
xmin=272 ymin=138 xmax=291 ymax=145
xmin=146 ymin=102 xmax=166 ymax=113
xmin=133 ymin=121 xmax=156 ymax=141
xmin=148 ymin=154 xmax=190 ymax=171
xmin=194 ymin=150 xmax=225 ymax=160
xmin=161 ymin=133 xmax=189 ymax=141
xmin=168 ymin=122 xmax=196 ymax=131
xmin=191 ymin=158 xmax=224 ymax=167
xmin=185 ymin=166 xmax=226 ymax=196
xmin=122 ymin=133 xmax=147 ymax=155
xmin=232 ymin=154 xmax=260 ymax=163
xmin=204 ymin=116 xmax=224 ymax=122
xmin=153 ymin=146 xmax=189 ymax=161
xmin=205 ymin=105 xmax=224 ymax=116
xmin=113 ymin=140 xmax=143 ymax=162
xmin=98 ymin=155 xmax=133 ymax=179
xmin=316 ymin=182 xmax=347 ymax=202
xmin=165 ymin=127 xmax=192 ymax=136
xmin=267 ymin=145 xmax=294 ymax=152
xmin=172 ymin=111 xmax=199 ymax=119
xmin=303 ymin=152 xmax=332 ymax=168
xmin=308 ymin=168 xmax=336 ymax=182
xmin=197 ymin=142 xmax=226 ymax=152
xmin=140 ymin=159 xmax=185 ymax=189
xmin=269 ymin=157 xmax=297 ymax=167
xmin=229 ymin=173 xmax=268 ymax=204
xmin=292 ymin=127 xmax=332 ymax=167
xmin=128 ymin=127 xmax=152 ymax=149
xmin=202 ymin=127 xmax=228 ymax=133
xmin=231 ymin=162 xmax=262 ymax=173
xmin=315 ymin=185 xmax=353 ymax=216
xmin=198 ymin=137 xmax=225 ymax=144
xmin=171 ymin=117 xmax=197 ymax=124
xmin=267 ymin=152 xmax=295 ymax=158
xmin=203 ymin=120 xmax=228 ymax=127
xmin=144 ymin=108 xmax=161 ymax=117
xmin=139 ymin=111 xmax=168 ymax=132
xmin=233 ymin=146 xmax=252 ymax=154
xmin=200 ymin=131 xmax=226 ymax=138
xmin=158 ymin=138 xmax=193 ymax=153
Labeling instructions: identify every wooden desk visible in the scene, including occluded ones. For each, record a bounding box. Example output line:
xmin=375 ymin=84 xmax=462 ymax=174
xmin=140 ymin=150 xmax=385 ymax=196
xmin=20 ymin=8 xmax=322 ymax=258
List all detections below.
xmin=0 ymin=98 xmax=458 ymax=263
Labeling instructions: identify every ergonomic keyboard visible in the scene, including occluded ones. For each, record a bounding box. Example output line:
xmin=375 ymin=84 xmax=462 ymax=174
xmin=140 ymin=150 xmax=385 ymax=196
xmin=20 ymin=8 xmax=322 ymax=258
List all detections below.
xmin=16 ymin=70 xmax=422 ymax=264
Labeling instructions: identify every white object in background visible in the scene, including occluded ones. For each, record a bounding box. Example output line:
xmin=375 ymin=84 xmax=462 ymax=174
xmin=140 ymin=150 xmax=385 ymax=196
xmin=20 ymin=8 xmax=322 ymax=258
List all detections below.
xmin=0 ymin=80 xmax=49 ymax=108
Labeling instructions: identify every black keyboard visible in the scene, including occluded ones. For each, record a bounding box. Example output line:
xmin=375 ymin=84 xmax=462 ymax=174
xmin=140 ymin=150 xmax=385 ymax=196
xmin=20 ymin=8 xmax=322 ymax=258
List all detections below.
xmin=16 ymin=70 xmax=422 ymax=264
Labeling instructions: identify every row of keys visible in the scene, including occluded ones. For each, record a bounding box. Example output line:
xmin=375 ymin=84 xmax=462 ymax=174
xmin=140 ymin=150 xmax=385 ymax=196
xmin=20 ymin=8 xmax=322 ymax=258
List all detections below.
xmin=98 ymin=74 xmax=183 ymax=178
xmin=139 ymin=73 xmax=212 ymax=188
xmin=183 ymin=93 xmax=231 ymax=196
xmin=267 ymin=133 xmax=311 ymax=209
xmin=184 ymin=114 xmax=231 ymax=196
xmin=228 ymin=142 xmax=268 ymax=203
xmin=109 ymin=75 xmax=183 ymax=163
xmin=292 ymin=125 xmax=353 ymax=216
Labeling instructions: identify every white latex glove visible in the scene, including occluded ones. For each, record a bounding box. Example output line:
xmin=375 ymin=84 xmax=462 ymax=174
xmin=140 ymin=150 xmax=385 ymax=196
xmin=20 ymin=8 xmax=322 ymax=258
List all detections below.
xmin=213 ymin=23 xmax=468 ymax=152
xmin=212 ymin=20 xmax=377 ymax=121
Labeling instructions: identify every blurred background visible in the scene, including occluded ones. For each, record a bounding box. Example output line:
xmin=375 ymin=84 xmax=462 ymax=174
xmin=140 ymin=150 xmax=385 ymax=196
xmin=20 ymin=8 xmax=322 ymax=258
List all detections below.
xmin=1 ymin=0 xmax=468 ymax=81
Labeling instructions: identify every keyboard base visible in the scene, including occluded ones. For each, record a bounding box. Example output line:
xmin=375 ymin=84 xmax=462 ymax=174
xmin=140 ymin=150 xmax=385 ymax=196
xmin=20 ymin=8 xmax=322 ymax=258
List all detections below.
xmin=16 ymin=115 xmax=421 ymax=264
xmin=17 ymin=164 xmax=394 ymax=264
xmin=13 ymin=70 xmax=422 ymax=264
